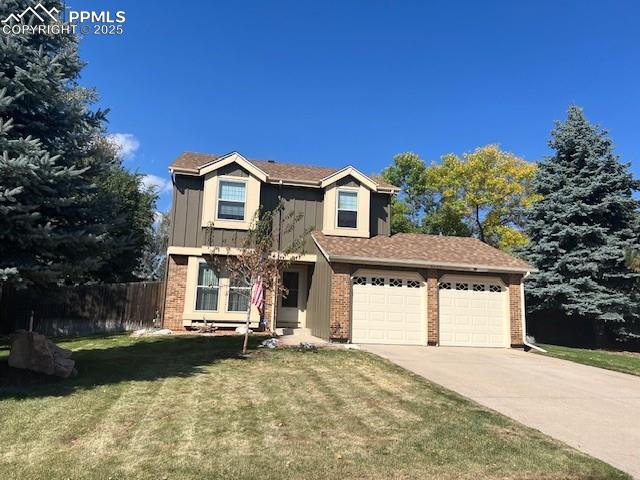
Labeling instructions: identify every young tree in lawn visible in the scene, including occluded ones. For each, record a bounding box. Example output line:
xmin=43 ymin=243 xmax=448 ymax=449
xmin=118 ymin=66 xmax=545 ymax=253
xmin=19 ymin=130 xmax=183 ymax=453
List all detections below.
xmin=521 ymin=106 xmax=640 ymax=342
xmin=204 ymin=203 xmax=307 ymax=354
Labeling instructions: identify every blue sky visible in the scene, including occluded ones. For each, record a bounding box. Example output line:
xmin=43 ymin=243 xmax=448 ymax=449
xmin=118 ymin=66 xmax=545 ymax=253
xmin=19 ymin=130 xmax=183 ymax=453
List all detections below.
xmin=76 ymin=0 xmax=640 ymax=211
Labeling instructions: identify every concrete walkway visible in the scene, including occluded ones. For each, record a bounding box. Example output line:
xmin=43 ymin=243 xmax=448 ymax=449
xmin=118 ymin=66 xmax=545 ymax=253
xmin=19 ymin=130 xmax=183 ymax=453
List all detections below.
xmin=363 ymin=345 xmax=640 ymax=478
xmin=276 ymin=328 xmax=329 ymax=347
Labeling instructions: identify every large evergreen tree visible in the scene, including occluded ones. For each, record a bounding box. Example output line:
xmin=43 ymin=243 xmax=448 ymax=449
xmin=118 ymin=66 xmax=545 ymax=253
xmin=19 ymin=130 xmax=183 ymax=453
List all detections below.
xmin=0 ymin=0 xmax=156 ymax=287
xmin=522 ymin=106 xmax=640 ymax=331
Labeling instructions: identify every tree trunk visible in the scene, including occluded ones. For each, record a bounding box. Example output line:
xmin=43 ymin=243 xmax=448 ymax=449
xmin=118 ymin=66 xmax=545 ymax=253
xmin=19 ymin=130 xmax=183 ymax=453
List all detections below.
xmin=592 ymin=319 xmax=608 ymax=349
xmin=270 ymin=272 xmax=279 ymax=335
xmin=475 ymin=205 xmax=485 ymax=243
xmin=242 ymin=304 xmax=251 ymax=354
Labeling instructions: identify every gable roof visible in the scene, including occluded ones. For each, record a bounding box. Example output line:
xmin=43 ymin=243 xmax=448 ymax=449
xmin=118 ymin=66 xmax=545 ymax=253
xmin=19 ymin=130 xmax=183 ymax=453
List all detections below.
xmin=170 ymin=151 xmax=399 ymax=192
xmin=312 ymin=231 xmax=535 ymax=274
xmin=319 ymin=166 xmax=378 ymax=190
xmin=199 ymin=152 xmax=268 ymax=182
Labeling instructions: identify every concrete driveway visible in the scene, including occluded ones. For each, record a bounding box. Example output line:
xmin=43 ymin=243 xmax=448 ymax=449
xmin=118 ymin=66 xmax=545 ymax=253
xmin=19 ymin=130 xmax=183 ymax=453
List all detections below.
xmin=363 ymin=345 xmax=640 ymax=478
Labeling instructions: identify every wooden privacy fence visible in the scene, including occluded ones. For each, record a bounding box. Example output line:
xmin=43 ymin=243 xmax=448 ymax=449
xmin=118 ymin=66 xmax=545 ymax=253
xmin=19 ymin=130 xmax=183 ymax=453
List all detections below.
xmin=0 ymin=281 xmax=165 ymax=337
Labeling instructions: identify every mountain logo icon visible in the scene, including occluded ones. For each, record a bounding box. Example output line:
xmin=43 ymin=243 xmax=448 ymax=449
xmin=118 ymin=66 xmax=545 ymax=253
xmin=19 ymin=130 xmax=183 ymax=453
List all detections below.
xmin=2 ymin=3 xmax=60 ymax=24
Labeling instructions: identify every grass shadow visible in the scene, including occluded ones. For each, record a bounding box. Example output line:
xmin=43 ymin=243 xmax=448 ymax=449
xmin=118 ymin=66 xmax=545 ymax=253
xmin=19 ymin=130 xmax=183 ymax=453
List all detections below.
xmin=0 ymin=334 xmax=266 ymax=400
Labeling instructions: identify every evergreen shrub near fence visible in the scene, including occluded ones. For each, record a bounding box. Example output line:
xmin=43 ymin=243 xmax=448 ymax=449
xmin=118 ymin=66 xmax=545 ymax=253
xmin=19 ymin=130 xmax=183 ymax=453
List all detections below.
xmin=0 ymin=282 xmax=165 ymax=337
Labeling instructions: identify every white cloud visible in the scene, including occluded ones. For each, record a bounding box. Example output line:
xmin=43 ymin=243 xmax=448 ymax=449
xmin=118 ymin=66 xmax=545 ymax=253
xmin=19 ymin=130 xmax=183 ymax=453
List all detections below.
xmin=142 ymin=174 xmax=172 ymax=194
xmin=108 ymin=133 xmax=140 ymax=160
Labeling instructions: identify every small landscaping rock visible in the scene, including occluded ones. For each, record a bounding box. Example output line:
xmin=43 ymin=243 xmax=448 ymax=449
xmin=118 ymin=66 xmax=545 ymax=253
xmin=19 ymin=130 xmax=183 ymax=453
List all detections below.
xmin=259 ymin=338 xmax=279 ymax=349
xmin=235 ymin=326 xmax=252 ymax=335
xmin=194 ymin=324 xmax=217 ymax=334
xmin=131 ymin=328 xmax=173 ymax=337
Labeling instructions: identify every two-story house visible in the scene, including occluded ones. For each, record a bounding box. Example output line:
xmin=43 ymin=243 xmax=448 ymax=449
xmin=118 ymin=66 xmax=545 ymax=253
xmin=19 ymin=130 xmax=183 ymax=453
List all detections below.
xmin=163 ymin=151 xmax=535 ymax=348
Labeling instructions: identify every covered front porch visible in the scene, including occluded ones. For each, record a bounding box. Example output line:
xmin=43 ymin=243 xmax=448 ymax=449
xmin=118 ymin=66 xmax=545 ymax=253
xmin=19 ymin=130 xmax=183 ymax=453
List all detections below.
xmin=176 ymin=255 xmax=311 ymax=332
xmin=274 ymin=263 xmax=310 ymax=331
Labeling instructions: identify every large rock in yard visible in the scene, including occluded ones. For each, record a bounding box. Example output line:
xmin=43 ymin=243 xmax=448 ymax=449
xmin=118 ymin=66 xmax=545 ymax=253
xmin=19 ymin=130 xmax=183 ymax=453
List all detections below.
xmin=8 ymin=331 xmax=77 ymax=378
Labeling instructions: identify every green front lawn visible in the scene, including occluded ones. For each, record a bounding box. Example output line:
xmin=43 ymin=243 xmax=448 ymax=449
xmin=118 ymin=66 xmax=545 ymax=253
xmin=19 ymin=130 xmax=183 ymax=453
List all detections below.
xmin=540 ymin=343 xmax=640 ymax=377
xmin=0 ymin=335 xmax=627 ymax=480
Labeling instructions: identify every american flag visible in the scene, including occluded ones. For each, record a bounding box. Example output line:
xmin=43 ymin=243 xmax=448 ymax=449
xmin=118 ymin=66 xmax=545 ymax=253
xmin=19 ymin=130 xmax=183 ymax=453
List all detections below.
xmin=250 ymin=276 xmax=264 ymax=313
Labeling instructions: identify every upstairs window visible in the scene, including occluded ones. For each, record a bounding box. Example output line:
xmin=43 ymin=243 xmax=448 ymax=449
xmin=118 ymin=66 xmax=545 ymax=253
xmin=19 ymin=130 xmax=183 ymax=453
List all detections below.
xmin=337 ymin=190 xmax=358 ymax=228
xmin=195 ymin=263 xmax=219 ymax=311
xmin=217 ymin=180 xmax=246 ymax=221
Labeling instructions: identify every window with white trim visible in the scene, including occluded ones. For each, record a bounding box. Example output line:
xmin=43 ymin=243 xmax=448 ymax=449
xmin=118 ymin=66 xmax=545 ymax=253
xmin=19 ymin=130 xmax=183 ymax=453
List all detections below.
xmin=217 ymin=180 xmax=246 ymax=221
xmin=227 ymin=277 xmax=250 ymax=312
xmin=195 ymin=263 xmax=219 ymax=311
xmin=337 ymin=190 xmax=358 ymax=228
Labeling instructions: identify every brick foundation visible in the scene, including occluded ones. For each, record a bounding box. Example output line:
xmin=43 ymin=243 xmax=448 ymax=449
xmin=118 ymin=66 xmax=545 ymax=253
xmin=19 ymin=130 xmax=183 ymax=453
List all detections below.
xmin=329 ymin=263 xmax=352 ymax=340
xmin=163 ymin=254 xmax=188 ymax=330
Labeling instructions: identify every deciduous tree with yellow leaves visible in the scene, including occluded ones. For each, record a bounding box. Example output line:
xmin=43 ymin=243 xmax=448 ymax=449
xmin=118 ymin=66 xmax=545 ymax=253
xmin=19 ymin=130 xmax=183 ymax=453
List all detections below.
xmin=427 ymin=145 xmax=540 ymax=251
xmin=381 ymin=145 xmax=540 ymax=251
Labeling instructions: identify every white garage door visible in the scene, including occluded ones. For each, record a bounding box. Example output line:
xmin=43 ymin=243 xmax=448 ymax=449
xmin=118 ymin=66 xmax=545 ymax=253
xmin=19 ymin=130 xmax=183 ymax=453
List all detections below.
xmin=438 ymin=275 xmax=508 ymax=347
xmin=351 ymin=271 xmax=425 ymax=345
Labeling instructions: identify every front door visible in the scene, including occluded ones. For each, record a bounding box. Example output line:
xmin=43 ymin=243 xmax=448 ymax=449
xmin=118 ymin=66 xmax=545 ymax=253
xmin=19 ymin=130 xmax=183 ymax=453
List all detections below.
xmin=276 ymin=266 xmax=307 ymax=328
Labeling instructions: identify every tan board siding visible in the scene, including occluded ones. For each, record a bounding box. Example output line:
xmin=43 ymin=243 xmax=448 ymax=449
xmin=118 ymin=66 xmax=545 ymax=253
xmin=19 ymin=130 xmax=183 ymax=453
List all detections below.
xmin=306 ymin=244 xmax=332 ymax=339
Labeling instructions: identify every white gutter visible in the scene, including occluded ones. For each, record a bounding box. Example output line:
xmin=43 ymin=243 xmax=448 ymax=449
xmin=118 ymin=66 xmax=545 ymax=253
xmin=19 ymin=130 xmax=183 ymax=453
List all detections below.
xmin=521 ymin=271 xmax=546 ymax=353
xmin=324 ymin=253 xmax=536 ymax=275
xmin=310 ymin=234 xmax=536 ymax=275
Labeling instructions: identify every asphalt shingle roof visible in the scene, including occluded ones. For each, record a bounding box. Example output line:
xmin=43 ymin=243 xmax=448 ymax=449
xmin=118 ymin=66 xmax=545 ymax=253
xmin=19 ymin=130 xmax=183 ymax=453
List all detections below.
xmin=312 ymin=231 xmax=534 ymax=273
xmin=170 ymin=152 xmax=397 ymax=190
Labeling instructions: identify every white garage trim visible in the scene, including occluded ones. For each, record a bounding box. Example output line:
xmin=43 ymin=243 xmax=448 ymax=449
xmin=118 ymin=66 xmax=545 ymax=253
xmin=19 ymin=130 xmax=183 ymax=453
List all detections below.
xmin=438 ymin=274 xmax=509 ymax=348
xmin=351 ymin=269 xmax=426 ymax=345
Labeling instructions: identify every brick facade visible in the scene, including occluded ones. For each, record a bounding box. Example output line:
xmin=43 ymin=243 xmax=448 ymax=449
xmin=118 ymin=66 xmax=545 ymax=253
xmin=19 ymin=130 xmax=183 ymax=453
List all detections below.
xmin=164 ymin=253 xmax=526 ymax=346
xmin=329 ymin=262 xmax=352 ymax=340
xmin=425 ymin=269 xmax=439 ymax=345
xmin=163 ymin=254 xmax=188 ymax=330
xmin=323 ymin=262 xmax=525 ymax=348
xmin=264 ymin=280 xmax=276 ymax=331
xmin=507 ymin=274 xmax=524 ymax=347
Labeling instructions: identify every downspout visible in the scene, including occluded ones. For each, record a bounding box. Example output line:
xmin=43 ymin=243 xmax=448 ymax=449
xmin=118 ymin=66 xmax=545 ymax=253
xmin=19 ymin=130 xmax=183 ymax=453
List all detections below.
xmin=521 ymin=271 xmax=546 ymax=353
xmin=270 ymin=180 xmax=284 ymax=333
xmin=160 ymin=172 xmax=176 ymax=328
